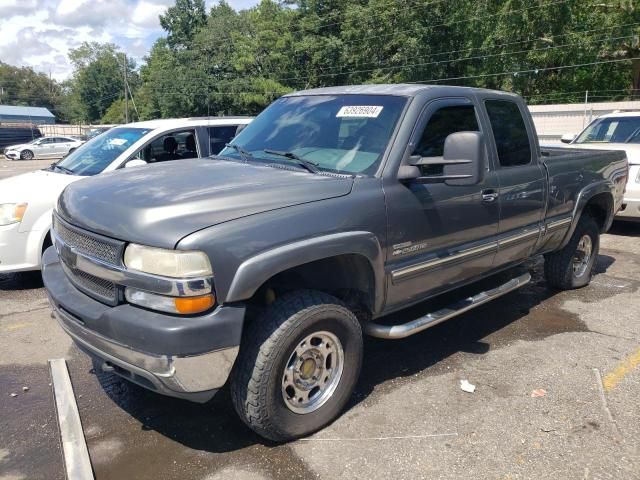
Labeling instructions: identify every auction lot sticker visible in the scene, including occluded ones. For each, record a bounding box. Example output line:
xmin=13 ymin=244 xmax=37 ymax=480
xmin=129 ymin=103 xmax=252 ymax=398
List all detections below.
xmin=336 ymin=106 xmax=384 ymax=118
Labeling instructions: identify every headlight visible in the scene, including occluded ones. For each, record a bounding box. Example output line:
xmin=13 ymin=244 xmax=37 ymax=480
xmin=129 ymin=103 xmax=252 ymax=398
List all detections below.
xmin=123 ymin=243 xmax=212 ymax=278
xmin=0 ymin=203 xmax=28 ymax=226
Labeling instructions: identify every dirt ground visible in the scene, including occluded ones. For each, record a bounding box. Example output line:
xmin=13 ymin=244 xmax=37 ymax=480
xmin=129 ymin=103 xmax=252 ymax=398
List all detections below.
xmin=1 ymin=157 xmax=639 ymax=480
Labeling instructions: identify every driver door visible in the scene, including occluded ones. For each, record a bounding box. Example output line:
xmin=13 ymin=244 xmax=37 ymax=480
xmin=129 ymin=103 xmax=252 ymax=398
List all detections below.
xmin=384 ymin=97 xmax=500 ymax=308
xmin=35 ymin=138 xmax=55 ymax=158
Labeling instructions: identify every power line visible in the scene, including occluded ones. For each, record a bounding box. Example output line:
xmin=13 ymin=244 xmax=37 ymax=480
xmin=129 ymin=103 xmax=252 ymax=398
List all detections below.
xmin=415 ymin=56 xmax=640 ymax=83
xmin=286 ymin=21 xmax=640 ymax=77
xmin=274 ymin=33 xmax=635 ymax=83
xmin=191 ymin=0 xmax=571 ymax=57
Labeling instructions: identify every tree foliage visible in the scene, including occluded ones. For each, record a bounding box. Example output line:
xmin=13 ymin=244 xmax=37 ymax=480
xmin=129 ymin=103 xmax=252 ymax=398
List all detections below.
xmin=3 ymin=0 xmax=639 ymax=123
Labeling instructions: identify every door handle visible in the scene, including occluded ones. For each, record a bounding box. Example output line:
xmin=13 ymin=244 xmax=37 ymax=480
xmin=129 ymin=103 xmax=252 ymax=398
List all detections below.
xmin=482 ymin=190 xmax=499 ymax=203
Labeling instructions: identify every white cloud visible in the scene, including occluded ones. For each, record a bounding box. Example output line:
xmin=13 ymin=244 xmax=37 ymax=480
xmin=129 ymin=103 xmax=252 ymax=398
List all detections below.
xmin=0 ymin=0 xmax=259 ymax=81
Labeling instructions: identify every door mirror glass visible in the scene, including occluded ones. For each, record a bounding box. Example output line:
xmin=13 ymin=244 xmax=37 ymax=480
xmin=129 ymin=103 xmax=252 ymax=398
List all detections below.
xmin=560 ymin=133 xmax=576 ymax=144
xmin=125 ymin=159 xmax=147 ymax=168
xmin=403 ymin=131 xmax=485 ymax=185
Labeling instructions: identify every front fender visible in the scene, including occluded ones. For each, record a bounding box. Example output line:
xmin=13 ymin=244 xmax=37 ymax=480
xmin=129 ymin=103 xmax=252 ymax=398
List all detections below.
xmin=224 ymin=231 xmax=385 ymax=313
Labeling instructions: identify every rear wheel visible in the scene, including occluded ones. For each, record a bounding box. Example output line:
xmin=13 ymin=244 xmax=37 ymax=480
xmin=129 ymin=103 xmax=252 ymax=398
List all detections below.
xmin=20 ymin=150 xmax=34 ymax=160
xmin=544 ymin=214 xmax=599 ymax=290
xmin=230 ymin=290 xmax=363 ymax=442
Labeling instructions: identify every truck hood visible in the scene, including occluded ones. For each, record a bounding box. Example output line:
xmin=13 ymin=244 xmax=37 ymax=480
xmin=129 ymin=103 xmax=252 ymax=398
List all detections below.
xmin=57 ymin=158 xmax=354 ymax=248
xmin=566 ymin=142 xmax=640 ymax=165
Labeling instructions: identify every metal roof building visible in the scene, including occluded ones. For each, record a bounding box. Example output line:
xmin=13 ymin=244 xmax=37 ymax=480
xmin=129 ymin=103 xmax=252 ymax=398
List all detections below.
xmin=0 ymin=105 xmax=55 ymax=125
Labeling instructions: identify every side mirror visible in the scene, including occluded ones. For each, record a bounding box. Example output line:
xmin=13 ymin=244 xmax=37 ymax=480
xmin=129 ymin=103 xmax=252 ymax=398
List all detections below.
xmin=400 ymin=131 xmax=486 ymax=186
xmin=560 ymin=133 xmax=576 ymax=144
xmin=125 ymin=159 xmax=147 ymax=168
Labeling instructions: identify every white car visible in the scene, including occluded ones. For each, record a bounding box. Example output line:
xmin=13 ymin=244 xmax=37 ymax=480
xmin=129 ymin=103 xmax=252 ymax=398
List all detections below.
xmin=557 ymin=111 xmax=640 ymax=222
xmin=4 ymin=136 xmax=84 ymax=160
xmin=0 ymin=117 xmax=252 ymax=273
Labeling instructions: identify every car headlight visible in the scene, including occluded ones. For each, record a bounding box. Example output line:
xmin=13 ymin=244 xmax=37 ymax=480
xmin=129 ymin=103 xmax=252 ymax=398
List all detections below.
xmin=0 ymin=203 xmax=28 ymax=226
xmin=123 ymin=243 xmax=212 ymax=278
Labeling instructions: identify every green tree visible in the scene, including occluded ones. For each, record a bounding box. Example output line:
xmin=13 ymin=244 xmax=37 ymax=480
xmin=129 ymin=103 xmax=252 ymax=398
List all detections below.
xmin=0 ymin=62 xmax=65 ymax=119
xmin=159 ymin=0 xmax=207 ymax=50
xmin=68 ymin=42 xmax=138 ymax=122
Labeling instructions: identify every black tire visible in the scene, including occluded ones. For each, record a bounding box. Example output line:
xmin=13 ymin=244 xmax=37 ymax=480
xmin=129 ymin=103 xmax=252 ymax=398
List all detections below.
xmin=20 ymin=150 xmax=34 ymax=160
xmin=544 ymin=213 xmax=600 ymax=290
xmin=230 ymin=290 xmax=363 ymax=442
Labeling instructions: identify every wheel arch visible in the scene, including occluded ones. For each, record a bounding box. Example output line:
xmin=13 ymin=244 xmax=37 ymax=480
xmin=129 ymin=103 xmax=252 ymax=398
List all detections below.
xmin=562 ymin=182 xmax=614 ymax=249
xmin=224 ymin=232 xmax=385 ymax=315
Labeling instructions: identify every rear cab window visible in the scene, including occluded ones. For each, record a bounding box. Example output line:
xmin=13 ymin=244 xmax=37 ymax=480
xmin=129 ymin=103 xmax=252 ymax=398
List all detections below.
xmin=484 ymin=100 xmax=532 ymax=167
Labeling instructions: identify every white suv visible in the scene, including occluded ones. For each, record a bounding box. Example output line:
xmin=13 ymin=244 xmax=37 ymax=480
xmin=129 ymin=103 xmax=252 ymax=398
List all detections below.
xmin=559 ymin=112 xmax=640 ymax=222
xmin=4 ymin=136 xmax=84 ymax=160
xmin=0 ymin=117 xmax=252 ymax=273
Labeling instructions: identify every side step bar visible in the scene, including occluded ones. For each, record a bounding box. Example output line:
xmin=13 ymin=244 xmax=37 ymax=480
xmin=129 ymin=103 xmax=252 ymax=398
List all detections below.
xmin=364 ymin=272 xmax=532 ymax=339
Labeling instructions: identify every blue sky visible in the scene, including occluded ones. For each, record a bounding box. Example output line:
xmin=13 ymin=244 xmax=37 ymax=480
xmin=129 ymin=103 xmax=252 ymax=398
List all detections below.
xmin=0 ymin=0 xmax=260 ymax=81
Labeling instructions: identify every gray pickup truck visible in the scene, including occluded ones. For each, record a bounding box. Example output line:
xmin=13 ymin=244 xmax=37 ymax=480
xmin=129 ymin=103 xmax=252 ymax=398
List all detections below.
xmin=43 ymin=85 xmax=628 ymax=441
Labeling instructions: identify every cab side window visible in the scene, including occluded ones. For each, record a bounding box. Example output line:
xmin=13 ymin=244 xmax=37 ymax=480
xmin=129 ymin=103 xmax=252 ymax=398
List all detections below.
xmin=485 ymin=100 xmax=532 ymax=167
xmin=413 ymin=105 xmax=479 ymax=175
xmin=141 ymin=129 xmax=198 ymax=163
xmin=209 ymin=126 xmax=239 ymax=155
xmin=414 ymin=106 xmax=479 ymax=158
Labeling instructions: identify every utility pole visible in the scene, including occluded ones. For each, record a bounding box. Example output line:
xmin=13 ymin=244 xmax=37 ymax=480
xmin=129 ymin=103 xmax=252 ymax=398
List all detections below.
xmin=123 ymin=54 xmax=129 ymax=124
xmin=582 ymin=90 xmax=589 ymax=128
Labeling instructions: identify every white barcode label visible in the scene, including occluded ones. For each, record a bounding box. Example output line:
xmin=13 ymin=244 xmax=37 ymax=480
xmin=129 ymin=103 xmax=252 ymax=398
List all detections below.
xmin=336 ymin=106 xmax=383 ymax=118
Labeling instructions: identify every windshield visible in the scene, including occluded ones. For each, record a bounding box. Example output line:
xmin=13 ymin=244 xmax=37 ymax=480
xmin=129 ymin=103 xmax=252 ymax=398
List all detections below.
xmin=219 ymin=94 xmax=407 ymax=175
xmin=575 ymin=116 xmax=640 ymax=144
xmin=55 ymin=127 xmax=151 ymax=176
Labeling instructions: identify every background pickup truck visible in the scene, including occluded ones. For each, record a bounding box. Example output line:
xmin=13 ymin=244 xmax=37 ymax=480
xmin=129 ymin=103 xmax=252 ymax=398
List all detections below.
xmin=43 ymin=84 xmax=628 ymax=442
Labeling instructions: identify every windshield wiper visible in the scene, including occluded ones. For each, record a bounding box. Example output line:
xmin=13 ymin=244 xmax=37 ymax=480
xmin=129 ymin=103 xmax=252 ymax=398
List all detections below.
xmin=225 ymin=143 xmax=253 ymax=162
xmin=263 ymin=149 xmax=320 ymax=174
xmin=52 ymin=163 xmax=74 ymax=175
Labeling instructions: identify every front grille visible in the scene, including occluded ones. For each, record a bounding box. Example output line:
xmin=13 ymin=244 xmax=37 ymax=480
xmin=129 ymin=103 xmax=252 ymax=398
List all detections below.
xmin=62 ymin=263 xmax=118 ymax=305
xmin=53 ymin=215 xmax=123 ymax=266
xmin=53 ymin=214 xmax=124 ymax=305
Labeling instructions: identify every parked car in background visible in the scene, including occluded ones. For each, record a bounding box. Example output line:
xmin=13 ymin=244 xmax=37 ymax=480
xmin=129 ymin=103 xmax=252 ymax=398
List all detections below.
xmin=4 ymin=136 xmax=84 ymax=160
xmin=86 ymin=126 xmax=113 ymax=140
xmin=43 ymin=85 xmax=627 ymax=441
xmin=0 ymin=117 xmax=252 ymax=273
xmin=557 ymin=112 xmax=640 ymax=221
xmin=0 ymin=125 xmax=42 ymax=151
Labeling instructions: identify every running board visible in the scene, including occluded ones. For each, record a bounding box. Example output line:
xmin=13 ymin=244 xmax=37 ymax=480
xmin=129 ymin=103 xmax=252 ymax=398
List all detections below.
xmin=364 ymin=272 xmax=532 ymax=339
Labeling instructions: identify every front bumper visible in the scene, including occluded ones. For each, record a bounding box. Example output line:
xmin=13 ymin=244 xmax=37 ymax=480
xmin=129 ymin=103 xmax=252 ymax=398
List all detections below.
xmin=0 ymin=222 xmax=41 ymax=272
xmin=4 ymin=150 xmax=20 ymax=160
xmin=616 ymin=198 xmax=640 ymax=221
xmin=43 ymin=247 xmax=245 ymax=403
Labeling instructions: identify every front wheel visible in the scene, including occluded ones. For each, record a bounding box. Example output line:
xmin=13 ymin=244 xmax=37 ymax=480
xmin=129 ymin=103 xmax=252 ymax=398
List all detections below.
xmin=230 ymin=290 xmax=363 ymax=442
xmin=20 ymin=150 xmax=34 ymax=160
xmin=544 ymin=214 xmax=600 ymax=290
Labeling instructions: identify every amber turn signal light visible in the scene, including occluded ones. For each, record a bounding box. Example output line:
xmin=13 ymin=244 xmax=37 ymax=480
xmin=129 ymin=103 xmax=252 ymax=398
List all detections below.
xmin=174 ymin=294 xmax=216 ymax=314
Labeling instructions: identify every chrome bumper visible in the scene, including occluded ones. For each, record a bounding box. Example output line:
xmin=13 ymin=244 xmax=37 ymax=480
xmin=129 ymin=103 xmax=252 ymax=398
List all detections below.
xmin=51 ymin=302 xmax=238 ymax=403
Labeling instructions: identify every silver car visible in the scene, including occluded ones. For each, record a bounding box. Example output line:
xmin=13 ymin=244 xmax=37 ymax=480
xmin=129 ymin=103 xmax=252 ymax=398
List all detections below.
xmin=4 ymin=136 xmax=84 ymax=160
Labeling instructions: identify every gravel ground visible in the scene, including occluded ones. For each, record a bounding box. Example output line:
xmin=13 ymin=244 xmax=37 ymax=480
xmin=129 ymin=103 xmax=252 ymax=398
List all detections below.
xmin=0 ymin=160 xmax=639 ymax=480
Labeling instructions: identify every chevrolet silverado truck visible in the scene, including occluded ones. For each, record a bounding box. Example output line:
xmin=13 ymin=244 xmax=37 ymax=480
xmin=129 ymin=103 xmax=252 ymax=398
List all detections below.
xmin=43 ymin=85 xmax=628 ymax=441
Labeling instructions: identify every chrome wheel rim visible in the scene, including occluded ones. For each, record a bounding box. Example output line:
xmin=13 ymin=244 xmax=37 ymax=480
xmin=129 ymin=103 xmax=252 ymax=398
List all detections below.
xmin=281 ymin=330 xmax=344 ymax=414
xmin=573 ymin=234 xmax=593 ymax=278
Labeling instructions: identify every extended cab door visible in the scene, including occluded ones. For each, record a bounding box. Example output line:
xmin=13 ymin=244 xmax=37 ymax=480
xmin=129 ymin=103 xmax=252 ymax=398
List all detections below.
xmin=478 ymin=97 xmax=547 ymax=266
xmin=384 ymin=97 xmax=500 ymax=308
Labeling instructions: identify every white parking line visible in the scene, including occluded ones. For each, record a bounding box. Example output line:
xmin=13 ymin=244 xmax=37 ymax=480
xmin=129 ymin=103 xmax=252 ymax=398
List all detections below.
xmin=49 ymin=358 xmax=94 ymax=480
